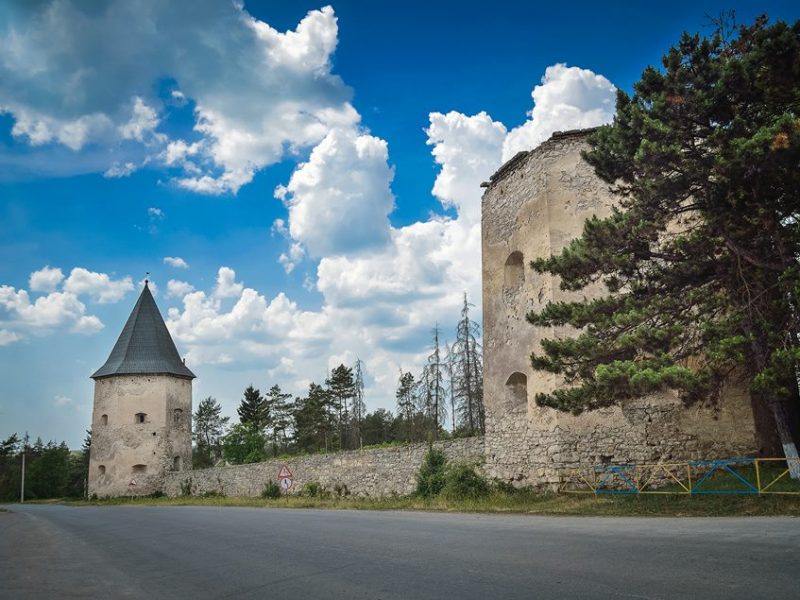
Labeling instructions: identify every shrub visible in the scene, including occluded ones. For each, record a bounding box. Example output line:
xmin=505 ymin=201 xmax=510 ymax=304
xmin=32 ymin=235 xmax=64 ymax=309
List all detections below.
xmin=261 ymin=480 xmax=281 ymax=499
xmin=180 ymin=478 xmax=193 ymax=496
xmin=301 ymin=481 xmax=329 ymax=498
xmin=441 ymin=463 xmax=489 ymax=500
xmin=491 ymin=478 xmax=517 ymax=495
xmin=333 ymin=482 xmax=350 ymax=497
xmin=416 ymin=446 xmax=447 ymax=498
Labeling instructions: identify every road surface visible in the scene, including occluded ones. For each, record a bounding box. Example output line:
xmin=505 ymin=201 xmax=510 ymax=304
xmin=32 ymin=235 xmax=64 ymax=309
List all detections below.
xmin=1 ymin=504 xmax=798 ymax=599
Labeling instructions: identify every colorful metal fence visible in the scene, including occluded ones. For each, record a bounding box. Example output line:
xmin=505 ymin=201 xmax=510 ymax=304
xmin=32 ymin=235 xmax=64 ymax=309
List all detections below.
xmin=557 ymin=458 xmax=800 ymax=495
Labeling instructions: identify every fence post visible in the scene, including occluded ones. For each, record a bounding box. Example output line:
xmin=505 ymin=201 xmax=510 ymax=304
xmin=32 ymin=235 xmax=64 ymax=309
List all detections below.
xmin=755 ymin=459 xmax=762 ymax=494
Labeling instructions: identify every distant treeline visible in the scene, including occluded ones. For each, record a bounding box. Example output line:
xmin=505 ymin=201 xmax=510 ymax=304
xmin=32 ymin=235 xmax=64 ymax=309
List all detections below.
xmin=196 ymin=294 xmax=485 ymax=467
xmin=0 ymin=432 xmax=90 ymax=501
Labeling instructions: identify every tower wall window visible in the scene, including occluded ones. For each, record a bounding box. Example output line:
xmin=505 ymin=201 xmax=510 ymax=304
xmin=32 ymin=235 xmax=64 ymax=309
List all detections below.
xmin=505 ymin=372 xmax=528 ymax=405
xmin=504 ymin=251 xmax=524 ymax=288
xmin=101 ymin=414 xmax=108 ymax=426
xmin=98 ymin=465 xmax=106 ymax=475
xmin=135 ymin=412 xmax=146 ymax=424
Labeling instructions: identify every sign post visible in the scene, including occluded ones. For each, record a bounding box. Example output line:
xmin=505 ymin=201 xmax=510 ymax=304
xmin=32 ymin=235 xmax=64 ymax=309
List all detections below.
xmin=278 ymin=464 xmax=293 ymax=500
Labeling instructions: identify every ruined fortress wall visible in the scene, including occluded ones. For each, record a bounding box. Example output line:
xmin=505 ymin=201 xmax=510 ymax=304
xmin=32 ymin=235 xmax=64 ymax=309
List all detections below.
xmin=89 ymin=374 xmax=192 ymax=497
xmin=481 ymin=130 xmax=757 ymax=487
xmin=163 ymin=437 xmax=484 ymax=498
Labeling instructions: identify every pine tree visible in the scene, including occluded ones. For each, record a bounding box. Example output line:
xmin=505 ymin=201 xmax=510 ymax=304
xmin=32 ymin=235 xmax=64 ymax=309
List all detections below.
xmin=452 ymin=293 xmax=485 ymax=435
xmin=237 ymin=385 xmax=268 ymax=430
xmin=193 ymin=396 xmax=230 ymax=467
xmin=326 ymin=364 xmax=356 ymax=450
xmin=293 ymin=383 xmax=335 ymax=453
xmin=395 ymin=370 xmax=418 ymax=441
xmin=263 ymin=384 xmax=293 ymax=455
xmin=526 ymin=15 xmax=800 ymax=476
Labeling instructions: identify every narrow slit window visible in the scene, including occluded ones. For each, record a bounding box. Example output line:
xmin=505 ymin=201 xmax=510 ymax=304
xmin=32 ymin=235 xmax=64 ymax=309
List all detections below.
xmin=101 ymin=414 xmax=108 ymax=426
xmin=98 ymin=465 xmax=106 ymax=475
xmin=173 ymin=456 xmax=182 ymax=471
xmin=135 ymin=412 xmax=146 ymax=424
xmin=132 ymin=464 xmax=147 ymax=474
xmin=173 ymin=408 xmax=183 ymax=427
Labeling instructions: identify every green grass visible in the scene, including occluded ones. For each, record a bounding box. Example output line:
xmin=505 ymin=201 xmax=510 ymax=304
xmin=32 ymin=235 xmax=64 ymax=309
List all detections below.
xmin=35 ymin=489 xmax=800 ymax=517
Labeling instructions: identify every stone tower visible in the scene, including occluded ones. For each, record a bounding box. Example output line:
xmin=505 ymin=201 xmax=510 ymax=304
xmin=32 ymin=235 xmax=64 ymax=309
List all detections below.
xmin=88 ymin=282 xmax=195 ymax=497
xmin=481 ymin=129 xmax=758 ymax=487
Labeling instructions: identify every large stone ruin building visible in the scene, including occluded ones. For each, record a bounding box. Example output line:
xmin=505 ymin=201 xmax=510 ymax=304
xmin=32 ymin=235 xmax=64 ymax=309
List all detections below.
xmin=88 ymin=282 xmax=194 ymax=497
xmin=480 ymin=129 xmax=759 ymax=486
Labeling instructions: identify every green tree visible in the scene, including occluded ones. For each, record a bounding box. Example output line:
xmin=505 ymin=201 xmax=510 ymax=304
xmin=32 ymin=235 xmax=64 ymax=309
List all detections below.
xmin=193 ymin=397 xmax=230 ymax=468
xmin=264 ymin=384 xmax=293 ymax=456
xmin=326 ymin=365 xmax=355 ymax=450
xmin=293 ymin=383 xmax=335 ymax=453
xmin=0 ymin=433 xmax=21 ymax=501
xmin=526 ymin=16 xmax=800 ymax=475
xmin=238 ymin=385 xmax=268 ymax=430
xmin=415 ymin=445 xmax=447 ymax=498
xmin=27 ymin=441 xmax=70 ymax=499
xmin=361 ymin=409 xmax=395 ymax=446
xmin=395 ymin=371 xmax=418 ymax=441
xmin=222 ymin=423 xmax=267 ymax=464
xmin=63 ymin=430 xmax=91 ymax=498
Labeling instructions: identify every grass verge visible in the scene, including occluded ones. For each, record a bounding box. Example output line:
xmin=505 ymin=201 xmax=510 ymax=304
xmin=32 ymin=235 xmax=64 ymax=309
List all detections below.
xmin=29 ymin=491 xmax=800 ymax=517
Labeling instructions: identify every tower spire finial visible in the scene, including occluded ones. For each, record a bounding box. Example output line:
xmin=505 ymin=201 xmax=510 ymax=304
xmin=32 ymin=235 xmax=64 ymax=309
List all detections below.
xmin=144 ymin=272 xmax=150 ymax=286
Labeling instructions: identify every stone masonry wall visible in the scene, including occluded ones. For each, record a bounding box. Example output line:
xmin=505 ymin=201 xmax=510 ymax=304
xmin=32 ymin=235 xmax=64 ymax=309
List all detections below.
xmin=164 ymin=438 xmax=484 ymax=498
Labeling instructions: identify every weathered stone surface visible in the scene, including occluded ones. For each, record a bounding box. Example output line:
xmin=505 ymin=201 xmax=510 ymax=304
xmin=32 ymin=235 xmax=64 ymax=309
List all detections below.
xmin=89 ymin=374 xmax=192 ymax=497
xmin=481 ymin=129 xmax=758 ymax=488
xmin=164 ymin=438 xmax=483 ymax=498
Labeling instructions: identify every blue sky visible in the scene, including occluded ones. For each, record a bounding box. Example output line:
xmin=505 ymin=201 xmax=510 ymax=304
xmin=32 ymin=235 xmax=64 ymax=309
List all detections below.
xmin=1 ymin=0 xmax=797 ymax=448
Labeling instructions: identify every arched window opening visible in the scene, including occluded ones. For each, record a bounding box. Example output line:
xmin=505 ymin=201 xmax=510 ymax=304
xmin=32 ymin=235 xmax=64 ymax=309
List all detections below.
xmin=98 ymin=465 xmax=106 ymax=475
xmin=100 ymin=414 xmax=108 ymax=426
xmin=135 ymin=412 xmax=146 ymax=424
xmin=132 ymin=464 xmax=147 ymax=474
xmin=173 ymin=408 xmax=183 ymax=427
xmin=505 ymin=372 xmax=528 ymax=405
xmin=173 ymin=456 xmax=182 ymax=471
xmin=504 ymin=251 xmax=524 ymax=288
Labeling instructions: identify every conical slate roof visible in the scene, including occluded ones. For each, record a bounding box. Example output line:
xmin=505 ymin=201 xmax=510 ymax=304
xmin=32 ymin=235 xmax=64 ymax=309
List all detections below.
xmin=91 ymin=282 xmax=195 ymax=380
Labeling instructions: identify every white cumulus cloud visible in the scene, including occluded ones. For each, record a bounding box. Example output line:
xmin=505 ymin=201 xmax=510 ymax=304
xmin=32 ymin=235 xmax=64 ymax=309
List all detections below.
xmin=279 ymin=128 xmax=394 ymax=257
xmin=0 ymin=2 xmax=360 ymax=191
xmin=0 ymin=329 xmax=21 ymax=346
xmin=167 ymin=279 xmax=195 ymax=298
xmin=63 ymin=268 xmax=134 ymax=304
xmin=213 ymin=267 xmax=243 ymax=299
xmin=29 ymin=266 xmax=65 ymax=292
xmin=163 ymin=256 xmax=189 ymax=269
xmin=104 ymin=162 xmax=137 ymax=178
xmin=502 ymin=63 xmax=616 ymax=162
xmin=426 ymin=111 xmax=506 ymax=225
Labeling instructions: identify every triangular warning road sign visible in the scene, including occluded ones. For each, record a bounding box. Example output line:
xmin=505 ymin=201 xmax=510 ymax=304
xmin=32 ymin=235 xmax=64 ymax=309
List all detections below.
xmin=278 ymin=464 xmax=293 ymax=479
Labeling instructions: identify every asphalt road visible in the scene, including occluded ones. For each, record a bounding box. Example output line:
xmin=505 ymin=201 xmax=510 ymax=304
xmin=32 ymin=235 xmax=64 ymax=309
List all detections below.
xmin=1 ymin=504 xmax=798 ymax=599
